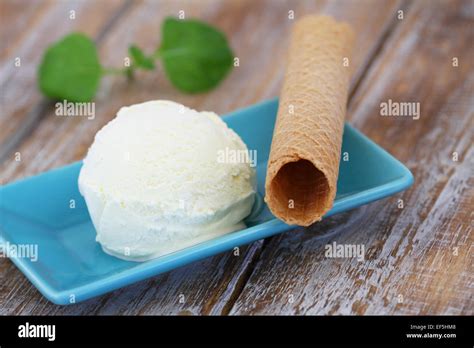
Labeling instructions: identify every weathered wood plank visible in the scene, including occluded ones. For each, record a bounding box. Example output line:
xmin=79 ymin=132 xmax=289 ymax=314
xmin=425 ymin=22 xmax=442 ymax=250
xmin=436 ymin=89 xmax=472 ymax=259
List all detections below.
xmin=230 ymin=0 xmax=473 ymax=315
xmin=0 ymin=0 xmax=131 ymax=162
xmin=1 ymin=0 xmax=406 ymax=314
xmin=0 ymin=0 xmax=53 ymax=62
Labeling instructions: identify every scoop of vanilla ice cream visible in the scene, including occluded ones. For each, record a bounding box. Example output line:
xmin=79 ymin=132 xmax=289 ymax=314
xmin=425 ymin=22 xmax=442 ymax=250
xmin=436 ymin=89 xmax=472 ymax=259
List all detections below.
xmin=78 ymin=100 xmax=256 ymax=261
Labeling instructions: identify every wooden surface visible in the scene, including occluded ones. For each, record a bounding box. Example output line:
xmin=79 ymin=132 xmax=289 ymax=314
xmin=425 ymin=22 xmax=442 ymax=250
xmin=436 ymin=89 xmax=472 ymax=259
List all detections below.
xmin=0 ymin=0 xmax=472 ymax=315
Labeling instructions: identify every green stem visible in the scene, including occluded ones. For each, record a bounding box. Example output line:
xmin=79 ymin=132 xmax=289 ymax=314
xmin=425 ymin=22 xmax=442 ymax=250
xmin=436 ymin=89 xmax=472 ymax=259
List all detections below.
xmin=126 ymin=66 xmax=135 ymax=80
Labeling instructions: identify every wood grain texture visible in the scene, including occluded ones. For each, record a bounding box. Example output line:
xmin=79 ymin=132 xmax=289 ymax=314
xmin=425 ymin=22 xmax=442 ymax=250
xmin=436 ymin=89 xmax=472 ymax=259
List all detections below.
xmin=0 ymin=0 xmax=53 ymax=62
xmin=1 ymin=0 xmax=471 ymax=315
xmin=230 ymin=0 xmax=473 ymax=315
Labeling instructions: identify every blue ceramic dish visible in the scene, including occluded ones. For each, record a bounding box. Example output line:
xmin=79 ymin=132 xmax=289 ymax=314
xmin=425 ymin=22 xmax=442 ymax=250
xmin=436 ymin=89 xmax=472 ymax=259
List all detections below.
xmin=0 ymin=98 xmax=413 ymax=304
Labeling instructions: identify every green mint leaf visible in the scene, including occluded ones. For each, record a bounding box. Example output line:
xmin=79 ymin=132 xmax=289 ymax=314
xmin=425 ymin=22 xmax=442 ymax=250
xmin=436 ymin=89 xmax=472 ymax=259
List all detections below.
xmin=129 ymin=45 xmax=155 ymax=70
xmin=38 ymin=33 xmax=101 ymax=102
xmin=158 ymin=17 xmax=234 ymax=93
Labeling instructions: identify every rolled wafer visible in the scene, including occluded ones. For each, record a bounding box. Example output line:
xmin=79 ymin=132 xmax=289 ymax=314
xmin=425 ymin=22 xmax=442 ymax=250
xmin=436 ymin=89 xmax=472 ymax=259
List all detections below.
xmin=265 ymin=15 xmax=354 ymax=226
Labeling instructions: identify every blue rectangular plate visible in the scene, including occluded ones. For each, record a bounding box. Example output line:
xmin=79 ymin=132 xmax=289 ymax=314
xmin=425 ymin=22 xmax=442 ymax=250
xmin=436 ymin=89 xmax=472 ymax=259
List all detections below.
xmin=0 ymin=98 xmax=413 ymax=305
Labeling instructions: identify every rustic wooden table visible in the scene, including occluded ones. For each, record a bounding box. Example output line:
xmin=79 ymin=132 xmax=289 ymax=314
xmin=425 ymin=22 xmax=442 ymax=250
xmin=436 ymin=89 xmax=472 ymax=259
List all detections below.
xmin=0 ymin=0 xmax=472 ymax=315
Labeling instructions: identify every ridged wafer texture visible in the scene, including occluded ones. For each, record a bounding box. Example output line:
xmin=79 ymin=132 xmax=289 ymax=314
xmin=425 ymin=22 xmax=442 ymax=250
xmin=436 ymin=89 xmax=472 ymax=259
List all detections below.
xmin=265 ymin=15 xmax=354 ymax=226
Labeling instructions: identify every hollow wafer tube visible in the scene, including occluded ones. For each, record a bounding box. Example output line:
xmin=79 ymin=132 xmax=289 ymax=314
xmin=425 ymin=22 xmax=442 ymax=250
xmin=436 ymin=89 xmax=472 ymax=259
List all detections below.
xmin=265 ymin=15 xmax=354 ymax=226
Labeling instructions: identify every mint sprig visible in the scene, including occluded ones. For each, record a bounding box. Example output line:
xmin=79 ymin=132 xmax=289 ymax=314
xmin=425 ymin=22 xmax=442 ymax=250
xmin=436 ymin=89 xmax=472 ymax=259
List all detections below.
xmin=38 ymin=17 xmax=234 ymax=102
xmin=39 ymin=33 xmax=101 ymax=102
xmin=158 ymin=18 xmax=234 ymax=93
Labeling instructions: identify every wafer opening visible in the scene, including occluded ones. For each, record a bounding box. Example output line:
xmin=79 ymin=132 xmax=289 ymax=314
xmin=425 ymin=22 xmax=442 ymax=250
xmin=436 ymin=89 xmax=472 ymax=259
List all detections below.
xmin=269 ymin=159 xmax=330 ymax=223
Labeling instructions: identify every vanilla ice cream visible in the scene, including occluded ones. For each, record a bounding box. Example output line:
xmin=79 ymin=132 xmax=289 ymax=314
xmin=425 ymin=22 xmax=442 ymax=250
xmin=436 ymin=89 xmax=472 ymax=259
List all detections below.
xmin=78 ymin=100 xmax=256 ymax=261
